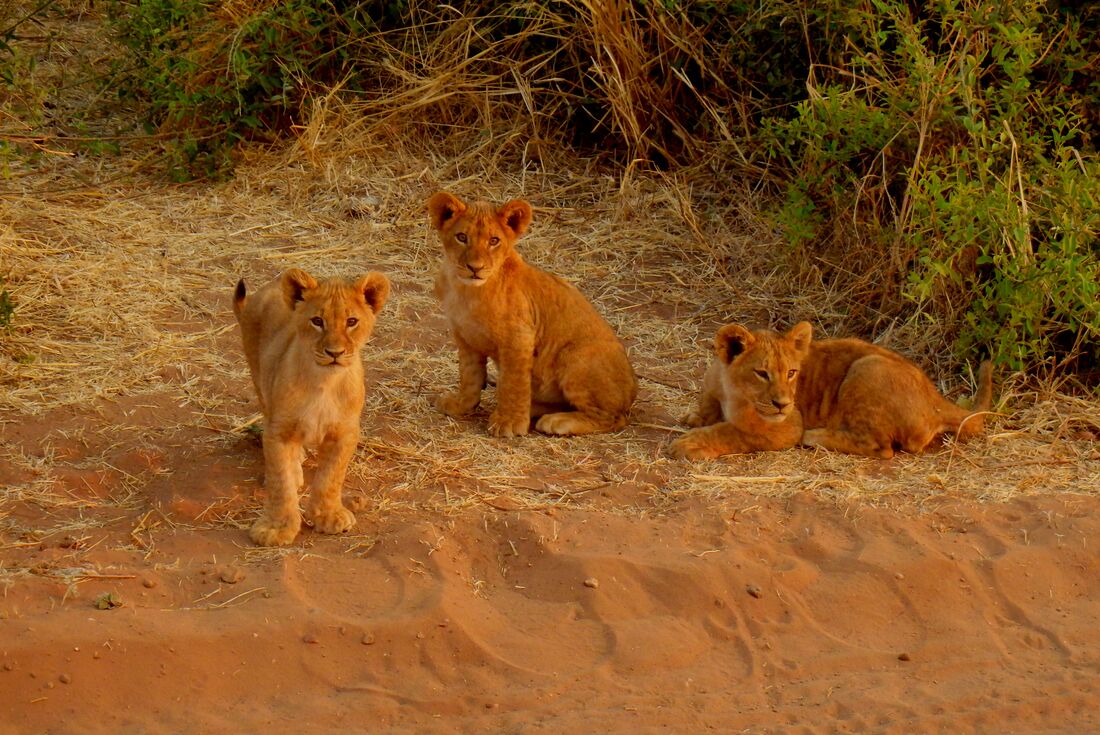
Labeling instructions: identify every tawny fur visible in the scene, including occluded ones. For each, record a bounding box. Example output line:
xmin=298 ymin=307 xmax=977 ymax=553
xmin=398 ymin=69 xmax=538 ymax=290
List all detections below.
xmin=427 ymin=191 xmax=637 ymax=437
xmin=233 ymin=268 xmax=389 ymax=546
xmin=670 ymin=322 xmax=993 ymax=460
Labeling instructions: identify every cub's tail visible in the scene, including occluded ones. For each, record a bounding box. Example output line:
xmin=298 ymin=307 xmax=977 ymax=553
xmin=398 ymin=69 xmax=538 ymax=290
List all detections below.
xmin=232 ymin=279 xmax=247 ymax=321
xmin=954 ymin=360 xmax=994 ymax=441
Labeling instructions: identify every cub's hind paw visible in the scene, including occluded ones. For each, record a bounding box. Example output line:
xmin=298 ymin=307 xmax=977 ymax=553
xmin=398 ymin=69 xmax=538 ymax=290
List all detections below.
xmin=436 ymin=391 xmax=479 ymax=417
xmin=307 ymin=505 xmax=356 ymax=535
xmin=250 ymin=512 xmax=302 ymax=547
xmin=535 ymin=411 xmax=608 ymax=436
xmin=681 ymin=410 xmax=706 ymax=428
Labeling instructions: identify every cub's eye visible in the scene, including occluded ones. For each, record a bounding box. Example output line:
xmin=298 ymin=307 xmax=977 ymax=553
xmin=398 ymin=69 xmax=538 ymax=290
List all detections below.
xmin=346 ymin=317 xmax=359 ymax=327
xmin=455 ymin=232 xmax=468 ymax=243
xmin=754 ymin=369 xmax=770 ymax=381
xmin=489 ymin=236 xmax=500 ymax=247
xmin=310 ymin=316 xmax=324 ymax=328
xmin=787 ymin=369 xmax=798 ymax=379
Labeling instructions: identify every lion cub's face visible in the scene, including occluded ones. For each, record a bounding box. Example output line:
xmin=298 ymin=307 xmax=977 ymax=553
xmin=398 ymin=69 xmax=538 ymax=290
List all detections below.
xmin=427 ymin=191 xmax=534 ymax=286
xmin=281 ymin=269 xmax=390 ymax=368
xmin=716 ymin=322 xmax=812 ymax=421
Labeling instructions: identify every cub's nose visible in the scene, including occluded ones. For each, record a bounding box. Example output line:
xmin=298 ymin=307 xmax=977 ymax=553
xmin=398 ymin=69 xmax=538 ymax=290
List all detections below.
xmin=325 ymin=348 xmax=345 ymax=359
xmin=772 ymin=398 xmax=791 ymax=410
xmin=466 ymin=263 xmax=485 ymax=276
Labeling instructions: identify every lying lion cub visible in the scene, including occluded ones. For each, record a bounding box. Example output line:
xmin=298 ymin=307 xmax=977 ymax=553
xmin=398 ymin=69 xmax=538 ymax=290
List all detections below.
xmin=670 ymin=322 xmax=993 ymax=459
xmin=233 ymin=268 xmax=389 ymax=546
xmin=427 ymin=191 xmax=637 ymax=437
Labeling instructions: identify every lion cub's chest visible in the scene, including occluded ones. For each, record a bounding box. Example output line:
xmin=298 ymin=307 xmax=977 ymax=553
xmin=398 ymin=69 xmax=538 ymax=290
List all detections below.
xmin=269 ymin=368 xmax=362 ymax=448
xmin=439 ymin=286 xmax=518 ymax=358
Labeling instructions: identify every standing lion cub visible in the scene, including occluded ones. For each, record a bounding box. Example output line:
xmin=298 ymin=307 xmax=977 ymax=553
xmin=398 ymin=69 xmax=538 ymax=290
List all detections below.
xmin=427 ymin=191 xmax=637 ymax=437
xmin=233 ymin=268 xmax=389 ymax=546
xmin=670 ymin=321 xmax=993 ymax=460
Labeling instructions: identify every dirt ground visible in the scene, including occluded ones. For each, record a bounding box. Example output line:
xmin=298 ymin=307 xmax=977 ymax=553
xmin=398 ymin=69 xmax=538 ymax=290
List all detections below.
xmin=2 ymin=76 xmax=1100 ymax=734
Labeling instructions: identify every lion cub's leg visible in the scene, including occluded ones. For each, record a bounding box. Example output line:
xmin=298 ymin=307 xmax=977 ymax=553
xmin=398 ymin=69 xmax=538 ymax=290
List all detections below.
xmin=304 ymin=431 xmax=358 ymax=535
xmin=535 ymin=343 xmax=634 ymax=436
xmin=436 ymin=337 xmax=488 ymax=417
xmin=670 ymin=418 xmax=801 ymax=459
xmin=250 ymin=436 xmax=305 ymax=547
xmin=801 ymin=359 xmax=905 ymax=459
xmin=681 ymin=394 xmax=722 ymax=428
xmin=801 ymin=427 xmax=895 ymax=459
xmin=678 ymin=359 xmax=724 ymax=427
xmin=488 ymin=338 xmax=535 ymax=438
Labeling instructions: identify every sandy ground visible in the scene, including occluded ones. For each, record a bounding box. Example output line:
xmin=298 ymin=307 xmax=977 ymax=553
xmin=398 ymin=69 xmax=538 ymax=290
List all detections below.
xmin=2 ymin=472 xmax=1099 ymax=733
xmin=2 ymin=130 xmax=1099 ymax=732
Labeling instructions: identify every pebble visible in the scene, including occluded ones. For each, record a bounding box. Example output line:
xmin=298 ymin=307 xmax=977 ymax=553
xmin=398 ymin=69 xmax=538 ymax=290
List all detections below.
xmin=302 ymin=633 xmax=319 ymax=644
xmin=2 ymin=661 xmax=13 ymax=671
xmin=361 ymin=633 xmax=375 ymax=646
xmin=142 ymin=578 xmax=157 ymax=589
xmin=747 ymin=584 xmax=763 ymax=599
xmin=898 ymin=652 xmax=912 ymax=662
xmin=59 ymin=674 xmax=72 ymax=684
xmin=218 ymin=567 xmax=245 ymax=585
xmin=583 ymin=577 xmax=599 ymax=589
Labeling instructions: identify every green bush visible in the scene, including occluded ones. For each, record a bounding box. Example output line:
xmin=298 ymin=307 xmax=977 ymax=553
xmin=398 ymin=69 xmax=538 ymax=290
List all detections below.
xmin=761 ymin=0 xmax=1098 ymax=372
xmin=107 ymin=0 xmax=407 ymax=179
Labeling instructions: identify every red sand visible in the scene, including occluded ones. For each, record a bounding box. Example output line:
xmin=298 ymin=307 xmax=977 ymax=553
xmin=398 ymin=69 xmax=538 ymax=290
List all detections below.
xmin=2 ymin=466 xmax=1098 ymax=733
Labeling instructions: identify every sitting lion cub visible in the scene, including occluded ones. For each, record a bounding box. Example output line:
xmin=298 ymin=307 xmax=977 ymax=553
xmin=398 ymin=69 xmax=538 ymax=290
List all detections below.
xmin=427 ymin=191 xmax=636 ymax=437
xmin=233 ymin=268 xmax=389 ymax=546
xmin=670 ymin=322 xmax=993 ymax=460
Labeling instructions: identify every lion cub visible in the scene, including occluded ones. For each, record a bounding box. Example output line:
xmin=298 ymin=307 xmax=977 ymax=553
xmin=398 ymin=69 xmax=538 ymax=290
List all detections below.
xmin=233 ymin=268 xmax=389 ymax=546
xmin=670 ymin=322 xmax=993 ymax=460
xmin=427 ymin=191 xmax=636 ymax=437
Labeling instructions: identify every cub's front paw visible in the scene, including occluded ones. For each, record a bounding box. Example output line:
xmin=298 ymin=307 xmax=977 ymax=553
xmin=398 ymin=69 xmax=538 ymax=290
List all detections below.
xmin=488 ymin=409 xmax=530 ymax=438
xmin=436 ymin=391 xmax=478 ymax=417
xmin=668 ymin=430 xmax=724 ymax=460
xmin=307 ymin=504 xmax=356 ymax=535
xmin=250 ymin=512 xmax=302 ymax=546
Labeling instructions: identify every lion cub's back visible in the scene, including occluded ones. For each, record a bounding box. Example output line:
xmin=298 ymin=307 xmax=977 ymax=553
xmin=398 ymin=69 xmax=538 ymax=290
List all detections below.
xmin=528 ymin=265 xmax=621 ymax=343
xmin=799 ymin=338 xmax=942 ymax=425
xmin=235 ymin=278 xmax=296 ymax=408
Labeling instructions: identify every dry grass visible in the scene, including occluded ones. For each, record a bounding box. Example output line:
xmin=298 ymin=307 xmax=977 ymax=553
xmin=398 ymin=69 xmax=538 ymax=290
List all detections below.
xmin=1 ymin=5 xmax=1098 ymax=581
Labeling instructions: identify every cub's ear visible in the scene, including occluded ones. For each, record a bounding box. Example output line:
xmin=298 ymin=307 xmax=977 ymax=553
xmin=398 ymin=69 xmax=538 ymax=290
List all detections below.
xmin=715 ymin=324 xmax=755 ymax=365
xmin=356 ymin=272 xmax=391 ymax=315
xmin=427 ymin=191 xmax=466 ymax=231
xmin=281 ymin=268 xmax=318 ymax=307
xmin=497 ymin=199 xmax=533 ymax=238
xmin=786 ymin=321 xmax=813 ymax=353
